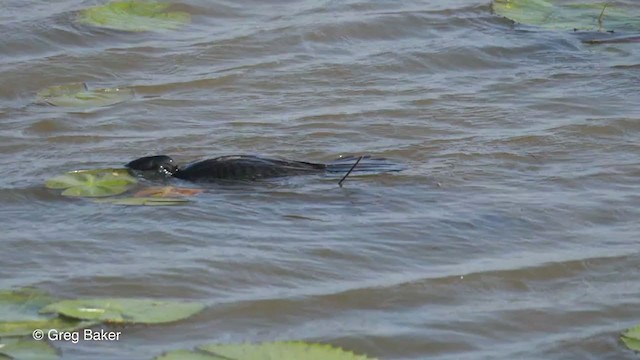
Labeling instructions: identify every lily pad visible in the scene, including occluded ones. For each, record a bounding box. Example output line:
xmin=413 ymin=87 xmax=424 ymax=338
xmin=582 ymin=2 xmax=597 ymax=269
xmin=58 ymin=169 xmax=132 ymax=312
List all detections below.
xmin=0 ymin=289 xmax=93 ymax=338
xmin=492 ymin=0 xmax=640 ymax=32
xmin=194 ymin=342 xmax=377 ymax=360
xmin=134 ymin=186 xmax=204 ymax=198
xmin=0 ymin=318 xmax=97 ymax=339
xmin=78 ymin=1 xmax=191 ymax=32
xmin=0 ymin=289 xmax=54 ymax=320
xmin=94 ymin=197 xmax=191 ymax=206
xmin=155 ymin=350 xmax=221 ymax=360
xmin=35 ymin=82 xmax=134 ymax=108
xmin=40 ymin=298 xmax=205 ymax=324
xmin=45 ymin=168 xmax=137 ymax=198
xmin=622 ymin=325 xmax=640 ymax=351
xmin=0 ymin=338 xmax=59 ymax=360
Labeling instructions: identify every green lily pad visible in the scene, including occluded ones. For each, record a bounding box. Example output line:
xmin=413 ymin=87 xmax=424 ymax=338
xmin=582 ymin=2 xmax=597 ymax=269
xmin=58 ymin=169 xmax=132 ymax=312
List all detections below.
xmin=0 ymin=289 xmax=93 ymax=338
xmin=155 ymin=350 xmax=220 ymax=360
xmin=40 ymin=298 xmax=205 ymax=324
xmin=45 ymin=168 xmax=137 ymax=198
xmin=0 ymin=289 xmax=54 ymax=320
xmin=193 ymin=342 xmax=377 ymax=360
xmin=622 ymin=325 xmax=640 ymax=351
xmin=492 ymin=0 xmax=640 ymax=32
xmin=0 ymin=338 xmax=59 ymax=360
xmin=35 ymin=82 xmax=134 ymax=108
xmin=94 ymin=197 xmax=191 ymax=206
xmin=0 ymin=318 xmax=97 ymax=339
xmin=78 ymin=1 xmax=191 ymax=32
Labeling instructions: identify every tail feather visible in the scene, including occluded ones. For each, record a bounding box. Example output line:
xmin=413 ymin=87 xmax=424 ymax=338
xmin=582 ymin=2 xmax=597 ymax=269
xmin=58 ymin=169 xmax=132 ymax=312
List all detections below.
xmin=325 ymin=155 xmax=406 ymax=174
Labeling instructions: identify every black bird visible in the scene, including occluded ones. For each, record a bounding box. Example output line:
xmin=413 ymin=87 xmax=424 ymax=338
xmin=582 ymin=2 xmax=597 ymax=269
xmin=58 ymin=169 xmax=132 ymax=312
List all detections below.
xmin=125 ymin=154 xmax=403 ymax=182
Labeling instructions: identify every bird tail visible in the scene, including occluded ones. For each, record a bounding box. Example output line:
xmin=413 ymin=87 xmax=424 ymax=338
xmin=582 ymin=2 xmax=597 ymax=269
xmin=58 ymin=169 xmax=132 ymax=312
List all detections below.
xmin=325 ymin=155 xmax=406 ymax=174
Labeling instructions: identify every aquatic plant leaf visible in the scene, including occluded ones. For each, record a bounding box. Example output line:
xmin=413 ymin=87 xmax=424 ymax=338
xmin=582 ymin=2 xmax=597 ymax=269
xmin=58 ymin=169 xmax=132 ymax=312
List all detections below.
xmin=61 ymin=185 xmax=130 ymax=198
xmin=492 ymin=0 xmax=640 ymax=32
xmin=35 ymin=82 xmax=133 ymax=107
xmin=36 ymin=82 xmax=87 ymax=98
xmin=0 ymin=338 xmax=58 ymax=360
xmin=0 ymin=318 xmax=97 ymax=338
xmin=45 ymin=174 xmax=90 ymax=190
xmin=0 ymin=288 xmax=54 ymax=321
xmin=197 ymin=341 xmax=377 ymax=360
xmin=622 ymin=325 xmax=640 ymax=351
xmin=155 ymin=350 xmax=220 ymax=360
xmin=94 ymin=197 xmax=191 ymax=206
xmin=622 ymin=337 xmax=640 ymax=352
xmin=134 ymin=186 xmax=204 ymax=198
xmin=0 ymin=288 xmax=93 ymax=337
xmin=45 ymin=169 xmax=137 ymax=198
xmin=78 ymin=1 xmax=191 ymax=32
xmin=40 ymin=298 xmax=205 ymax=324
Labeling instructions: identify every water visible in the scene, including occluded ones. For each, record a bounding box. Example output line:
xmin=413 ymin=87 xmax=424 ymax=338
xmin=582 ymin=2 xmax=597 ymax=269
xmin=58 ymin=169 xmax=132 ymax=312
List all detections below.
xmin=1 ymin=1 xmax=639 ymax=359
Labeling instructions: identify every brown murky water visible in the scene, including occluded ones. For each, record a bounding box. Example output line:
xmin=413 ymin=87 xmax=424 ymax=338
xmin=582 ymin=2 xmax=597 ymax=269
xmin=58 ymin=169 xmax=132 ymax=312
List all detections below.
xmin=1 ymin=1 xmax=639 ymax=359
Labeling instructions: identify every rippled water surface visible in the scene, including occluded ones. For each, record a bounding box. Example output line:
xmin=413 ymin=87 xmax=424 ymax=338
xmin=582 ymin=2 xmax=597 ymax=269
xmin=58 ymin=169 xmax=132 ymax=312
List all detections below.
xmin=1 ymin=1 xmax=639 ymax=359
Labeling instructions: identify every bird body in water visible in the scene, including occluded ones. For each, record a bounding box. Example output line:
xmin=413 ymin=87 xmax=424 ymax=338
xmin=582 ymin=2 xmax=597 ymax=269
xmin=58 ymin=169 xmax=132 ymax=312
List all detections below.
xmin=125 ymin=154 xmax=404 ymax=182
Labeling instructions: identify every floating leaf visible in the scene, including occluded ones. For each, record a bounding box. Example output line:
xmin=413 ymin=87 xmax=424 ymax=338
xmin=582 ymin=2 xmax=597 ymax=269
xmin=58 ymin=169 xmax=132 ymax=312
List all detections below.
xmin=0 ymin=289 xmax=54 ymax=320
xmin=40 ymin=298 xmax=205 ymax=324
xmin=155 ymin=350 xmax=220 ymax=360
xmin=492 ymin=0 xmax=640 ymax=32
xmin=134 ymin=186 xmax=203 ymax=198
xmin=0 ymin=338 xmax=59 ymax=360
xmin=194 ymin=342 xmax=377 ymax=360
xmin=45 ymin=168 xmax=137 ymax=198
xmin=35 ymin=82 xmax=133 ymax=108
xmin=0 ymin=318 xmax=96 ymax=338
xmin=0 ymin=289 xmax=93 ymax=338
xmin=622 ymin=325 xmax=640 ymax=351
xmin=78 ymin=1 xmax=191 ymax=32
xmin=94 ymin=197 xmax=191 ymax=206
